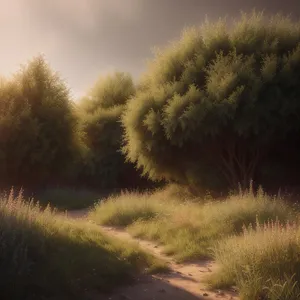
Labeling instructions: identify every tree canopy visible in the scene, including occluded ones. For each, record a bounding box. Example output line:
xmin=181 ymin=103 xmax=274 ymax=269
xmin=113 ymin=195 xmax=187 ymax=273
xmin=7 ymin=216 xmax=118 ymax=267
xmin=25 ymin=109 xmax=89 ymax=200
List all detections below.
xmin=78 ymin=71 xmax=144 ymax=188
xmin=122 ymin=12 xmax=300 ymax=191
xmin=0 ymin=55 xmax=80 ymax=188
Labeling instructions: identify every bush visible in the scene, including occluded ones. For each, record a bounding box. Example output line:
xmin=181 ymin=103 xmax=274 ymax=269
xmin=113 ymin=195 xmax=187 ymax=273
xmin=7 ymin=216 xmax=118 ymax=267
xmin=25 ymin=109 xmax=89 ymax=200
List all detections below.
xmin=122 ymin=12 xmax=300 ymax=191
xmin=78 ymin=72 xmax=150 ymax=189
xmin=0 ymin=55 xmax=81 ymax=189
xmin=34 ymin=187 xmax=102 ymax=210
xmin=0 ymin=190 xmax=165 ymax=299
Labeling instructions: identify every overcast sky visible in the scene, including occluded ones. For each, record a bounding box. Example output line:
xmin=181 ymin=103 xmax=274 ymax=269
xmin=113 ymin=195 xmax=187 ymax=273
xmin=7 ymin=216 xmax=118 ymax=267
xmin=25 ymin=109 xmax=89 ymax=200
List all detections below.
xmin=1 ymin=0 xmax=300 ymax=99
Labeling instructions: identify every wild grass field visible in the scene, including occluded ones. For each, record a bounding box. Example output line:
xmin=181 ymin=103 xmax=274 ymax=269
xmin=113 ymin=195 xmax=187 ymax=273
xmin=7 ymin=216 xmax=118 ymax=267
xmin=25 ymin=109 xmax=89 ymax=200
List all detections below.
xmin=0 ymin=189 xmax=166 ymax=300
xmin=89 ymin=184 xmax=300 ymax=300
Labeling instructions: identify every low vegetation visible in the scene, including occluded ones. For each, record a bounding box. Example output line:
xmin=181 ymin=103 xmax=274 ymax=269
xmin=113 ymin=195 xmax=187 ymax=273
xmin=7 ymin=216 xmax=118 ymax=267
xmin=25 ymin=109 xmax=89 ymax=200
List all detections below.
xmin=208 ymin=220 xmax=300 ymax=300
xmin=88 ymin=190 xmax=166 ymax=227
xmin=0 ymin=190 xmax=166 ymax=300
xmin=89 ymin=185 xmax=297 ymax=262
xmin=90 ymin=185 xmax=300 ymax=298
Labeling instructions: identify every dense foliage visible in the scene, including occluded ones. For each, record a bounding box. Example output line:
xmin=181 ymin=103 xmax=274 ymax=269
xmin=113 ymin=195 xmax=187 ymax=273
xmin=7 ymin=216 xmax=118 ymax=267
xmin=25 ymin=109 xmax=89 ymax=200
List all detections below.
xmin=122 ymin=12 xmax=300 ymax=190
xmin=1 ymin=12 xmax=300 ymax=194
xmin=0 ymin=55 xmax=80 ymax=189
xmin=78 ymin=72 xmax=147 ymax=189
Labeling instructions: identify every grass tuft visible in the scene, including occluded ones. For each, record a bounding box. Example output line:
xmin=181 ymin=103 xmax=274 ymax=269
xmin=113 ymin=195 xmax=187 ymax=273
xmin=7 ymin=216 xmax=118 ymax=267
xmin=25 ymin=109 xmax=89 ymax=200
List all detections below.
xmin=89 ymin=190 xmax=168 ymax=227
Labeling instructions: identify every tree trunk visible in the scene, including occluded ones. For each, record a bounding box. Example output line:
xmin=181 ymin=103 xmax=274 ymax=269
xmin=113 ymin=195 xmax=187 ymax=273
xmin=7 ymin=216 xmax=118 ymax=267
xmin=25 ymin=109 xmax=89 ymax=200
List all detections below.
xmin=219 ymin=140 xmax=261 ymax=192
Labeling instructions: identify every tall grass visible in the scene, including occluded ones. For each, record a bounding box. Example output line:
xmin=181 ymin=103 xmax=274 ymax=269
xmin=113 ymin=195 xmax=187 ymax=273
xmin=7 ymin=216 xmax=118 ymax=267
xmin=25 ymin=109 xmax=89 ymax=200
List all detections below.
xmin=88 ymin=184 xmax=201 ymax=228
xmin=0 ymin=189 xmax=165 ymax=300
xmin=208 ymin=219 xmax=300 ymax=300
xmin=89 ymin=190 xmax=169 ymax=227
xmin=90 ymin=185 xmax=297 ymax=262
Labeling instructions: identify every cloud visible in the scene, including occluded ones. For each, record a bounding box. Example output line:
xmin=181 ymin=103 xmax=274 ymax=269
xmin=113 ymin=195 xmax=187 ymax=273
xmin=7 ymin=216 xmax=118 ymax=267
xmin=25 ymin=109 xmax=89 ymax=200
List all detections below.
xmin=0 ymin=0 xmax=144 ymax=95
xmin=0 ymin=0 xmax=62 ymax=75
xmin=0 ymin=0 xmax=299 ymax=99
xmin=27 ymin=0 xmax=142 ymax=34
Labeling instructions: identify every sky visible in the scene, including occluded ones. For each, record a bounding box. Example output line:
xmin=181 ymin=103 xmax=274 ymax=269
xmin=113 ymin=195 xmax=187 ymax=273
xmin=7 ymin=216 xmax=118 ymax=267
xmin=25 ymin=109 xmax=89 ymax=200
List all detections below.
xmin=1 ymin=0 xmax=300 ymax=99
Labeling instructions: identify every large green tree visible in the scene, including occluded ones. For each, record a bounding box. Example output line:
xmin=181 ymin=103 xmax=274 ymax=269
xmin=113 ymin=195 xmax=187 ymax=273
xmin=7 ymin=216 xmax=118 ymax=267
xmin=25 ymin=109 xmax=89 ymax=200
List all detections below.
xmin=79 ymin=71 xmax=145 ymax=188
xmin=0 ymin=55 xmax=80 ymax=188
xmin=122 ymin=12 xmax=300 ymax=191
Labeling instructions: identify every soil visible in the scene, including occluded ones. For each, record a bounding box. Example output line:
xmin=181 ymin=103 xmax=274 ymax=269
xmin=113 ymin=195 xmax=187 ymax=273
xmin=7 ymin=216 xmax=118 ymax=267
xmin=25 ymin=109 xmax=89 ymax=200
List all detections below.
xmin=65 ymin=209 xmax=239 ymax=300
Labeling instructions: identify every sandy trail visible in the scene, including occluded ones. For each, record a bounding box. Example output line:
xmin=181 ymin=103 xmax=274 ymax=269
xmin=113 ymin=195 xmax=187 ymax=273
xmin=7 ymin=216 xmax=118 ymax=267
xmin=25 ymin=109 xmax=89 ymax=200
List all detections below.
xmin=66 ymin=209 xmax=239 ymax=300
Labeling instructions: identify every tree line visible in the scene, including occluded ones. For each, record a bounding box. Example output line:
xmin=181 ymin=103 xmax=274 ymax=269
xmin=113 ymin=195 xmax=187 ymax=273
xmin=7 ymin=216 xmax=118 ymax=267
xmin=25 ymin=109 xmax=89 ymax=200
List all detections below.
xmin=1 ymin=11 xmax=300 ymax=194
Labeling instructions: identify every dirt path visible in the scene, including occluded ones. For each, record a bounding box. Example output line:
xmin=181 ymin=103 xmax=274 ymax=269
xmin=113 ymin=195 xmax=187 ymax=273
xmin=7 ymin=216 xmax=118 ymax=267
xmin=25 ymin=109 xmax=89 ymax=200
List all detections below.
xmin=66 ymin=210 xmax=239 ymax=300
